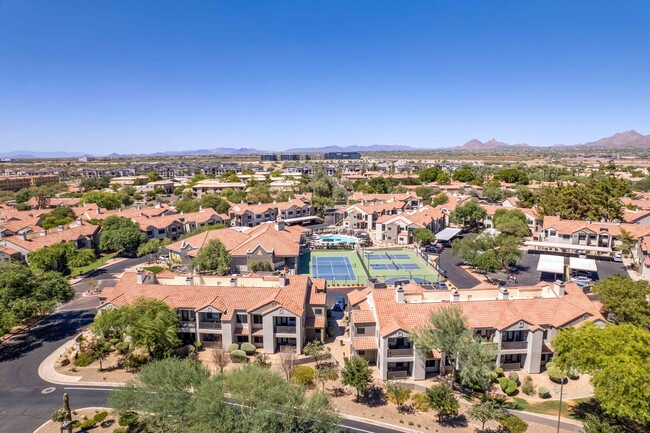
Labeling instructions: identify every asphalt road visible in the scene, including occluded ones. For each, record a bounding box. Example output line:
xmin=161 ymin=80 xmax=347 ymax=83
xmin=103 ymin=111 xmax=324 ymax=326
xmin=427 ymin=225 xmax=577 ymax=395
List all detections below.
xmin=437 ymin=248 xmax=481 ymax=289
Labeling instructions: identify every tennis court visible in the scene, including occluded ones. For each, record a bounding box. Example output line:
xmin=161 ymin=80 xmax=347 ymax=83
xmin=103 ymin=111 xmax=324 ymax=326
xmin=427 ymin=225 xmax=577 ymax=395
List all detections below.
xmin=302 ymin=250 xmax=368 ymax=285
xmin=362 ymin=249 xmax=441 ymax=285
xmin=312 ymin=256 xmax=355 ymax=281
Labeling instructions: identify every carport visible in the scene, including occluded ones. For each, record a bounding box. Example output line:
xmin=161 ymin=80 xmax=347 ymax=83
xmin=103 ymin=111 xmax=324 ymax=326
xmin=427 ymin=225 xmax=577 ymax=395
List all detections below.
xmin=569 ymin=257 xmax=597 ymax=274
xmin=537 ymin=254 xmax=566 ymax=279
xmin=435 ymin=228 xmax=462 ymax=242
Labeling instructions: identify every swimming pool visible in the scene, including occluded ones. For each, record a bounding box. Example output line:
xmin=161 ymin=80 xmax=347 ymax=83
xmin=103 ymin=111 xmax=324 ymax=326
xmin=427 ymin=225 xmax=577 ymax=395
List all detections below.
xmin=318 ymin=234 xmax=359 ymax=244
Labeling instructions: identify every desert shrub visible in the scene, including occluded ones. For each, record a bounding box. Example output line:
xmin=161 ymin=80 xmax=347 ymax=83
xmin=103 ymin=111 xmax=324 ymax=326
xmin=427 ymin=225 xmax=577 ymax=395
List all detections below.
xmin=253 ymin=353 xmax=271 ymax=368
xmin=568 ymin=367 xmax=580 ymax=380
xmin=118 ymin=411 xmax=139 ymax=427
xmin=240 ymin=342 xmax=257 ymax=355
xmin=545 ymin=361 xmax=555 ymax=370
xmin=499 ymin=377 xmax=517 ymax=395
xmin=521 ymin=375 xmax=535 ymax=396
xmin=115 ymin=341 xmax=130 ymax=354
xmin=494 ymin=367 xmax=504 ymax=377
xmin=411 ymin=392 xmax=430 ymax=412
xmin=194 ymin=341 xmax=203 ymax=351
xmin=126 ymin=353 xmax=148 ymax=371
xmin=507 ymin=371 xmax=519 ymax=384
xmin=114 ymin=430 xmax=125 ymax=433
xmin=292 ymin=366 xmax=316 ymax=386
xmin=227 ymin=343 xmax=239 ymax=353
xmin=79 ymin=419 xmax=97 ymax=429
xmin=93 ymin=411 xmax=109 ymax=423
xmin=230 ymin=349 xmax=248 ymax=363
xmin=74 ymin=352 xmax=94 ymax=367
xmin=547 ymin=366 xmax=567 ymax=383
xmin=538 ymin=386 xmax=551 ymax=398
xmin=490 ymin=371 xmax=499 ymax=381
xmin=500 ymin=414 xmax=528 ymax=433
xmin=51 ymin=408 xmax=67 ymax=422
xmin=109 ymin=338 xmax=120 ymax=345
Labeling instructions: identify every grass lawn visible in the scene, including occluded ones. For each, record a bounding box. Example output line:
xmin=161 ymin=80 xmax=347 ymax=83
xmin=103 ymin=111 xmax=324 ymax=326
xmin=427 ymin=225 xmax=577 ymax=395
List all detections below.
xmin=510 ymin=397 xmax=591 ymax=420
xmin=70 ymin=252 xmax=117 ymax=277
xmin=143 ymin=265 xmax=166 ymax=275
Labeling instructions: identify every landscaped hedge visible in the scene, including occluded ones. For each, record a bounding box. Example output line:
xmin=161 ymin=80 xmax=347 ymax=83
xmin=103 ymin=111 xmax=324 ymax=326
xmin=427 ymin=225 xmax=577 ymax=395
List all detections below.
xmin=240 ymin=342 xmax=257 ymax=355
xmin=494 ymin=367 xmax=504 ymax=377
xmin=538 ymin=386 xmax=551 ymax=398
xmin=547 ymin=366 xmax=567 ymax=384
xmin=499 ymin=377 xmax=518 ymax=395
xmin=291 ymin=366 xmax=315 ymax=386
xmin=227 ymin=343 xmax=240 ymax=353
xmin=507 ymin=371 xmax=519 ymax=385
xmin=230 ymin=349 xmax=248 ymax=363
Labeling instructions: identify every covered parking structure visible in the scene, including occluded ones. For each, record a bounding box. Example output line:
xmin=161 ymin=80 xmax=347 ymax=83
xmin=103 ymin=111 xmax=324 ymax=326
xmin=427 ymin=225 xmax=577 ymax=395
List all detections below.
xmin=569 ymin=257 xmax=597 ymax=276
xmin=536 ymin=254 xmax=566 ymax=280
xmin=435 ymin=228 xmax=462 ymax=243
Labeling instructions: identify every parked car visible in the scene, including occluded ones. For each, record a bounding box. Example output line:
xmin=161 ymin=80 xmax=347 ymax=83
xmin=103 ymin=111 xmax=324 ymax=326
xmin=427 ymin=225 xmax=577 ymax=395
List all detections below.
xmin=578 ymin=250 xmax=587 ymax=259
xmin=613 ymin=252 xmax=623 ymax=262
xmin=332 ymin=296 xmax=346 ymax=311
xmin=434 ymin=281 xmax=449 ymax=290
xmin=570 ymin=276 xmax=592 ymax=286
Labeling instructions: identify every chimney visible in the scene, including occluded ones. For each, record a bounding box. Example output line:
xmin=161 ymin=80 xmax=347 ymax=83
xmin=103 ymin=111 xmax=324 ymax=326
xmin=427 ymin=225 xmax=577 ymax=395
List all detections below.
xmin=279 ymin=272 xmax=287 ymax=287
xmin=76 ymin=218 xmax=83 ymax=225
xmin=19 ymin=231 xmax=28 ymax=241
xmin=395 ymin=284 xmax=405 ymax=303
xmin=275 ymin=218 xmax=285 ymax=232
xmin=58 ymin=225 xmax=64 ymax=231
xmin=40 ymin=229 xmax=47 ymax=236
xmin=450 ymin=289 xmax=460 ymax=302
xmin=136 ymin=268 xmax=145 ymax=284
xmin=185 ymin=276 xmax=194 ymax=286
xmin=554 ymin=280 xmax=566 ymax=297
xmin=498 ymin=288 xmax=509 ymax=300
xmin=230 ymin=277 xmax=237 ymax=287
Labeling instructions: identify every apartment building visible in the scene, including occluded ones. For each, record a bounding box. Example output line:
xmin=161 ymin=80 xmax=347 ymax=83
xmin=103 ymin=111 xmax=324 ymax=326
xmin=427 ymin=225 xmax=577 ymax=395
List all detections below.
xmin=375 ymin=205 xmax=448 ymax=245
xmin=348 ymin=281 xmax=604 ymax=380
xmin=99 ymin=271 xmax=327 ymax=354
xmin=527 ymin=215 xmax=650 ymax=257
xmin=350 ymin=192 xmax=423 ymax=210
xmin=341 ymin=202 xmax=407 ymax=231
xmin=132 ymin=208 xmax=230 ymax=241
xmin=228 ymin=199 xmax=313 ymax=227
xmin=191 ymin=180 xmax=247 ymax=198
xmin=0 ymin=174 xmax=59 ymax=191
xmin=166 ymin=219 xmax=307 ymax=273
xmin=481 ymin=205 xmax=538 ymax=233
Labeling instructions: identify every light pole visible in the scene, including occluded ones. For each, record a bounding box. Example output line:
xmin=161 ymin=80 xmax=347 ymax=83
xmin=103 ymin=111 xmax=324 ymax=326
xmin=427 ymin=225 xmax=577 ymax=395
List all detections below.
xmin=556 ymin=379 xmax=564 ymax=433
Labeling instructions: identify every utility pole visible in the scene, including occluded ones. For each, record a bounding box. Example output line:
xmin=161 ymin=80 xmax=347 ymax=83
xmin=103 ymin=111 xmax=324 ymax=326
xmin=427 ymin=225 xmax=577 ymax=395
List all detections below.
xmin=556 ymin=380 xmax=564 ymax=433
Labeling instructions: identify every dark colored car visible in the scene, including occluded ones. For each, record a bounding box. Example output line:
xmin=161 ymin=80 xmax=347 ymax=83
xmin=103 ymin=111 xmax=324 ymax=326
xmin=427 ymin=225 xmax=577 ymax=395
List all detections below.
xmin=332 ymin=296 xmax=346 ymax=311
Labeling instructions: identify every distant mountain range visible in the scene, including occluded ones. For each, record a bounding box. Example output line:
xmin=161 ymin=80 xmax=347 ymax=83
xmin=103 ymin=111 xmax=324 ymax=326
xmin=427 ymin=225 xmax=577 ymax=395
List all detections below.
xmin=2 ymin=130 xmax=650 ymax=158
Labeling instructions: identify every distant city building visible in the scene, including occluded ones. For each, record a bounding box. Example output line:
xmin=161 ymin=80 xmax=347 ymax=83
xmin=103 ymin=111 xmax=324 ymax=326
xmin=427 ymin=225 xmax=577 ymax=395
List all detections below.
xmin=260 ymin=154 xmax=278 ymax=162
xmin=0 ymin=174 xmax=59 ymax=191
xmin=280 ymin=154 xmax=301 ymax=161
xmin=324 ymin=151 xmax=361 ymax=160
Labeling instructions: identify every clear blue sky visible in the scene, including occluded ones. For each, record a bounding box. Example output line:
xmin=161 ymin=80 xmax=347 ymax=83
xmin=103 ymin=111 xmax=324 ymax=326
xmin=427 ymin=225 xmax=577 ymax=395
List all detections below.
xmin=1 ymin=1 xmax=649 ymax=153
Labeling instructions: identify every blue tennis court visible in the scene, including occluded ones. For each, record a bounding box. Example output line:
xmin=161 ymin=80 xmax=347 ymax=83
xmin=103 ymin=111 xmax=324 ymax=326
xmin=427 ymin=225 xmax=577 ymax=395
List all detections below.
xmin=395 ymin=263 xmax=421 ymax=270
xmin=366 ymin=253 xmax=412 ymax=260
xmin=312 ymin=256 xmax=355 ymax=281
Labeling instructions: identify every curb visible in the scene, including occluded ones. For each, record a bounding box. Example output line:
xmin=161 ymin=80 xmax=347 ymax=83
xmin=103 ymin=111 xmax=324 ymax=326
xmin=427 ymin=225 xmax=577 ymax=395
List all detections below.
xmin=38 ymin=334 xmax=125 ymax=388
xmin=33 ymin=407 xmax=110 ymax=433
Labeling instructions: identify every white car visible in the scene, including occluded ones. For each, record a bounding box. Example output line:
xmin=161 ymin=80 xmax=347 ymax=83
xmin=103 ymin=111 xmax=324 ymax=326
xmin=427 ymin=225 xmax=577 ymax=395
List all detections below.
xmin=613 ymin=253 xmax=623 ymax=262
xmin=570 ymin=276 xmax=592 ymax=286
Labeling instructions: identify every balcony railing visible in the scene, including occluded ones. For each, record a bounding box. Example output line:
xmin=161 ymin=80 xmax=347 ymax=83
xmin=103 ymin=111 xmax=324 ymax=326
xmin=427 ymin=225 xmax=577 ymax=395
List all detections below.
xmin=387 ymin=347 xmax=414 ymax=357
xmin=501 ymin=341 xmax=528 ymax=350
xmin=386 ymin=370 xmax=410 ymax=379
xmin=275 ymin=325 xmax=297 ymax=334
xmin=199 ymin=321 xmax=222 ymax=330
xmin=178 ymin=321 xmax=196 ymax=329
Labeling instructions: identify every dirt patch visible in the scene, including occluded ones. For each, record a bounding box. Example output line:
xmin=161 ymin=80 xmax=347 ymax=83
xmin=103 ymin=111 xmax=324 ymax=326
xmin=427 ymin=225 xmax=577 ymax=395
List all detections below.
xmin=36 ymin=408 xmax=121 ymax=433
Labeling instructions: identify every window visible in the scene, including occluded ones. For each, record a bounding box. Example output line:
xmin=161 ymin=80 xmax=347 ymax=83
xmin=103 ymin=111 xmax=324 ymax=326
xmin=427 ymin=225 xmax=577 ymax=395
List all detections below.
xmin=356 ymin=327 xmax=366 ymax=335
xmin=314 ymin=308 xmax=323 ymax=315
xmin=276 ymin=316 xmax=296 ymax=326
xmin=236 ymin=335 xmax=249 ymax=343
xmin=425 ymin=360 xmax=438 ymax=368
xmin=562 ymin=234 xmax=570 ymax=239
xmin=543 ymin=330 xmax=548 ymax=340
xmin=578 ymin=234 xmax=586 ymax=241
xmin=252 ymin=315 xmax=262 ymax=324
xmin=358 ymin=350 xmax=365 ymax=355
xmin=236 ymin=314 xmax=248 ymax=324
xmin=253 ymin=336 xmax=263 ymax=344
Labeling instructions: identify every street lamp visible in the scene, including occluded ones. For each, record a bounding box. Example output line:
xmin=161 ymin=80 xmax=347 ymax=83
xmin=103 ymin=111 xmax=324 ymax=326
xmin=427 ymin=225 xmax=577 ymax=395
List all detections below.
xmin=556 ymin=379 xmax=564 ymax=433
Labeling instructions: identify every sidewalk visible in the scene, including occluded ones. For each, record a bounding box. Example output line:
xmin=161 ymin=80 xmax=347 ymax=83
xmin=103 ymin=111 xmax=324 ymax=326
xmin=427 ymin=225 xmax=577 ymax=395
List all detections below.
xmin=38 ymin=334 xmax=125 ymax=387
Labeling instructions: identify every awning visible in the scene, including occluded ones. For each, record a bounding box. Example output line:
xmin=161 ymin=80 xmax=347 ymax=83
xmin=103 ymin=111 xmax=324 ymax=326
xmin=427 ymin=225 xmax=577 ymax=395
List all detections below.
xmin=524 ymin=241 xmax=611 ymax=253
xmin=537 ymin=254 xmax=565 ymax=274
xmin=435 ymin=228 xmax=463 ymax=242
xmin=283 ymin=215 xmax=322 ymax=224
xmin=569 ymin=257 xmax=597 ymax=272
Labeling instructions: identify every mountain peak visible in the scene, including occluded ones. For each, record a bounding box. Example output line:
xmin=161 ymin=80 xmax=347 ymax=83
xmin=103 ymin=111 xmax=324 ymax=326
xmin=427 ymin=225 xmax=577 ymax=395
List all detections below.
xmin=577 ymin=130 xmax=650 ymax=148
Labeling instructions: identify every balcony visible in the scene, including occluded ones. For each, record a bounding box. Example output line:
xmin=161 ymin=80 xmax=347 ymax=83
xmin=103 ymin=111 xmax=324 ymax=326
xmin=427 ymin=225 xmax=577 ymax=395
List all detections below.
xmin=386 ymin=369 xmax=410 ymax=379
xmin=387 ymin=347 xmax=414 ymax=357
xmin=178 ymin=321 xmax=196 ymax=330
xmin=199 ymin=321 xmax=222 ymax=330
xmin=275 ymin=325 xmax=297 ymax=334
xmin=501 ymin=341 xmax=528 ymax=351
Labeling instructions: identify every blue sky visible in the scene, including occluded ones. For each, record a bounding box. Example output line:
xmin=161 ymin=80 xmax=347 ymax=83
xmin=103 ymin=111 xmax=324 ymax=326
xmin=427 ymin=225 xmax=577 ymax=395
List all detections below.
xmin=1 ymin=1 xmax=649 ymax=153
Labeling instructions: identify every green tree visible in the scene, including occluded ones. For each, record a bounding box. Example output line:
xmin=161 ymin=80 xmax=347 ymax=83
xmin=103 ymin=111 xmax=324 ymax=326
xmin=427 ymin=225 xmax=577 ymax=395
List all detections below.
xmin=493 ymin=209 xmax=530 ymax=237
xmin=431 ymin=193 xmax=449 ymax=207
xmin=147 ymin=171 xmax=163 ymax=182
xmin=191 ymin=239 xmax=232 ymax=274
xmin=451 ymin=233 xmax=522 ymax=276
xmin=494 ymin=168 xmax=529 ymax=185
xmin=411 ymin=306 xmax=470 ymax=387
xmin=303 ymin=340 xmax=330 ymax=367
xmin=99 ymin=216 xmax=147 ymax=255
xmin=199 ymin=194 xmax=230 ymax=214
xmin=28 ymin=242 xmax=75 ymax=273
xmin=617 ymin=228 xmax=637 ymax=256
xmin=500 ymin=415 xmax=528 ymax=433
xmin=552 ymin=323 xmax=650 ymax=423
xmin=249 ymin=260 xmax=273 ymax=272
xmin=581 ymin=414 xmax=615 ymax=433
xmin=137 ymin=238 xmax=171 ymax=261
xmin=419 ymin=167 xmax=443 ymax=183
xmin=413 ymin=228 xmax=436 ymax=245
xmin=415 ymin=186 xmax=434 ymax=202
xmin=457 ymin=335 xmax=498 ymax=390
xmin=315 ymin=364 xmax=339 ymax=392
xmin=466 ymin=399 xmax=503 ymax=431
xmin=385 ymin=381 xmax=411 ymax=412
xmin=452 ymin=166 xmax=477 ymax=183
xmin=82 ymin=190 xmax=122 ymax=210
xmin=425 ymin=384 xmax=459 ymax=422
xmin=591 ymin=275 xmax=650 ymax=328
xmin=450 ymin=199 xmax=487 ymax=229
xmin=341 ymin=356 xmax=373 ymax=401
xmin=67 ymin=248 xmax=97 ymax=268
xmin=93 ymin=298 xmax=180 ymax=358
xmin=41 ymin=206 xmax=76 ymax=229
xmin=174 ymin=198 xmax=201 ymax=213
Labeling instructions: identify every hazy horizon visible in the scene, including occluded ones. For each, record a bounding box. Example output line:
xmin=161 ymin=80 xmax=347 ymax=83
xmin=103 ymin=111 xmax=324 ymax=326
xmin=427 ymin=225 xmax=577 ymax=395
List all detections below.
xmin=1 ymin=1 xmax=650 ymax=154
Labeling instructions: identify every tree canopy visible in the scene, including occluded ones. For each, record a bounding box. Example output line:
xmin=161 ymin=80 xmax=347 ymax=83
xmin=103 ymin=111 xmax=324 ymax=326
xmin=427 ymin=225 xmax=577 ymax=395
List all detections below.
xmin=451 ymin=232 xmax=521 ymax=275
xmin=41 ymin=206 xmax=77 ymax=229
xmin=493 ymin=209 xmax=530 ymax=237
xmin=109 ymin=360 xmax=339 ymax=433
xmin=341 ymin=356 xmax=373 ymax=401
xmin=99 ymin=216 xmax=147 ymax=255
xmin=450 ymin=199 xmax=487 ymax=229
xmin=591 ymin=276 xmax=650 ymax=329
xmin=0 ymin=263 xmax=73 ymax=335
xmin=28 ymin=242 xmax=96 ymax=273
xmin=191 ymin=239 xmax=231 ymax=275
xmin=552 ymin=322 xmax=650 ymax=423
